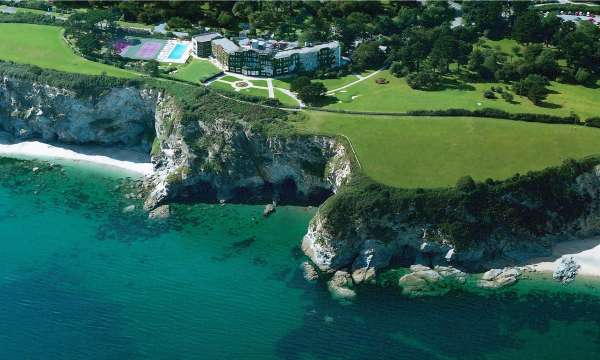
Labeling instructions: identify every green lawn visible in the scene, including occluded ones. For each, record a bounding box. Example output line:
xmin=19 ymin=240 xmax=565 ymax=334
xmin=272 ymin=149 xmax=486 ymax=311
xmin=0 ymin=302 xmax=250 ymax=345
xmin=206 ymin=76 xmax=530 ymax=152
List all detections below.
xmin=171 ymin=59 xmax=221 ymax=83
xmin=481 ymin=37 xmax=524 ymax=57
xmin=273 ymin=72 xmax=369 ymax=92
xmin=239 ymin=87 xmax=269 ymax=98
xmin=0 ymin=23 xmax=136 ymax=78
xmin=209 ymin=80 xmax=235 ymax=91
xmin=250 ymin=79 xmax=268 ymax=87
xmin=116 ymin=20 xmax=154 ymax=30
xmin=324 ymin=70 xmax=600 ymax=119
xmin=298 ymin=111 xmax=600 ymax=188
xmin=275 ymin=89 xmax=299 ymax=106
xmin=220 ymin=75 xmax=242 ymax=82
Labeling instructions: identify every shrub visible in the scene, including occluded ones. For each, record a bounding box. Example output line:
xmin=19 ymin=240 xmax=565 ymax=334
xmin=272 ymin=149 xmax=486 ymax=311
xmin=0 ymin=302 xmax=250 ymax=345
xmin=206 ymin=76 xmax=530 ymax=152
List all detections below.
xmin=574 ymin=68 xmax=591 ymax=85
xmin=484 ymin=90 xmax=496 ymax=99
xmin=501 ymin=91 xmax=514 ymax=103
xmin=585 ymin=117 xmax=600 ymax=128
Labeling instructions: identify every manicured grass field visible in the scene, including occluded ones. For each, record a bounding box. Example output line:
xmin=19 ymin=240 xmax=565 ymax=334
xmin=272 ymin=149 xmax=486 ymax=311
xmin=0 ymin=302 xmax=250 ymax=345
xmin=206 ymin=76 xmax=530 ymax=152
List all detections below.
xmin=250 ymin=79 xmax=268 ymax=87
xmin=0 ymin=23 xmax=136 ymax=78
xmin=273 ymin=71 xmax=370 ymax=92
xmin=240 ymin=87 xmax=269 ymax=97
xmin=324 ymin=70 xmax=600 ymax=119
xmin=298 ymin=111 xmax=600 ymax=188
xmin=171 ymin=59 xmax=221 ymax=83
xmin=220 ymin=75 xmax=242 ymax=82
xmin=275 ymin=89 xmax=299 ymax=106
xmin=209 ymin=80 xmax=235 ymax=91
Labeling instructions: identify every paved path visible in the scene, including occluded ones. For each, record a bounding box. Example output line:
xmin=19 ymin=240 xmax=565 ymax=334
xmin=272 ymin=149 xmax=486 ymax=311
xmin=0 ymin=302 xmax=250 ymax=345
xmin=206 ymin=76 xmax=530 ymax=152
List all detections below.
xmin=326 ymin=68 xmax=384 ymax=95
xmin=267 ymin=78 xmax=275 ymax=98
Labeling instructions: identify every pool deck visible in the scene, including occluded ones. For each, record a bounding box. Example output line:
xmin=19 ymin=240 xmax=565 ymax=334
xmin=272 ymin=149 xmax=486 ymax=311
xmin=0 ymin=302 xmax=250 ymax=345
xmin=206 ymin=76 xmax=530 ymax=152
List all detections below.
xmin=156 ymin=40 xmax=191 ymax=64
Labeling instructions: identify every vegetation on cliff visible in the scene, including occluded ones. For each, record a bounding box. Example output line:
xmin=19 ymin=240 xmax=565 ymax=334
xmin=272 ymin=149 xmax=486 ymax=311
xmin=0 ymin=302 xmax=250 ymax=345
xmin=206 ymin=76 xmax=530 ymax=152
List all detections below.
xmin=319 ymin=157 xmax=600 ymax=249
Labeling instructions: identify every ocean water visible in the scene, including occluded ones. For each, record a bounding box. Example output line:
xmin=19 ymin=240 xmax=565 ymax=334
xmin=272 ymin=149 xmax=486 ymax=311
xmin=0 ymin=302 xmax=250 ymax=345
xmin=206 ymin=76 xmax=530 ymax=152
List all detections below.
xmin=1 ymin=158 xmax=600 ymax=360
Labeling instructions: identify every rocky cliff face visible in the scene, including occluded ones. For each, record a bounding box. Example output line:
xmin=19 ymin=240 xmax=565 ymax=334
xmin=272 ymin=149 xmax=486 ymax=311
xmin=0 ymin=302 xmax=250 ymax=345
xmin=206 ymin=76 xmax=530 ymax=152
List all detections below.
xmin=303 ymin=165 xmax=600 ymax=278
xmin=144 ymin=104 xmax=352 ymax=209
xmin=0 ymin=76 xmax=157 ymax=150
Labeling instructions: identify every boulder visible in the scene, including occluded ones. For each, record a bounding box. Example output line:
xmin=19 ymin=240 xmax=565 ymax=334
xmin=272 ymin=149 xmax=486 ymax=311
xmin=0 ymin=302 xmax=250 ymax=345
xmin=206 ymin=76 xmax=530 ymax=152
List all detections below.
xmin=301 ymin=261 xmax=319 ymax=281
xmin=263 ymin=203 xmax=276 ymax=217
xmin=398 ymin=265 xmax=467 ymax=295
xmin=327 ymin=270 xmax=356 ymax=299
xmin=478 ymin=267 xmax=521 ymax=288
xmin=553 ymin=256 xmax=580 ymax=283
xmin=351 ymin=267 xmax=376 ymax=285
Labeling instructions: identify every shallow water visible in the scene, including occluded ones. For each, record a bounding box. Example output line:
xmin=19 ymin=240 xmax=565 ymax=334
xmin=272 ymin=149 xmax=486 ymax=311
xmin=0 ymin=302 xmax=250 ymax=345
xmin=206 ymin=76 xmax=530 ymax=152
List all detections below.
xmin=1 ymin=158 xmax=599 ymax=360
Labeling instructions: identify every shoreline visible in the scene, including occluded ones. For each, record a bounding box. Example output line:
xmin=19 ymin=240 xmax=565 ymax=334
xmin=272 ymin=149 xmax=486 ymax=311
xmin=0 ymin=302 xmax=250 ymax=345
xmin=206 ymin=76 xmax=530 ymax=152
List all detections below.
xmin=526 ymin=237 xmax=600 ymax=277
xmin=0 ymin=140 xmax=153 ymax=177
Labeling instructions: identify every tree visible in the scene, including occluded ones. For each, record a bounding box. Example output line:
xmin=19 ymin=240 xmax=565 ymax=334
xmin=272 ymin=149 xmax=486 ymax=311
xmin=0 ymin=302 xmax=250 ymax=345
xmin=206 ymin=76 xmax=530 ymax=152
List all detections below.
xmin=513 ymin=74 xmax=549 ymax=105
xmin=351 ymin=41 xmax=384 ymax=70
xmin=513 ymin=10 xmax=543 ymax=44
xmin=297 ymin=82 xmax=327 ymax=104
xmin=575 ymin=68 xmax=591 ymax=84
xmin=462 ymin=0 xmax=508 ymax=39
xmin=406 ymin=68 xmax=440 ymax=90
xmin=290 ymin=76 xmax=311 ymax=92
xmin=144 ymin=60 xmax=159 ymax=77
xmin=456 ymin=176 xmax=476 ymax=192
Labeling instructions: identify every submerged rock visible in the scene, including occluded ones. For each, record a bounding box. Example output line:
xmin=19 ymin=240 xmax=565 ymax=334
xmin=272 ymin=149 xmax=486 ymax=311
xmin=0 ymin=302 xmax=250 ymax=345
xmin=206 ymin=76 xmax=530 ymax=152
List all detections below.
xmin=302 ymin=261 xmax=319 ymax=281
xmin=148 ymin=205 xmax=170 ymax=220
xmin=553 ymin=256 xmax=580 ymax=283
xmin=327 ymin=270 xmax=356 ymax=300
xmin=478 ymin=267 xmax=521 ymax=288
xmin=122 ymin=204 xmax=136 ymax=213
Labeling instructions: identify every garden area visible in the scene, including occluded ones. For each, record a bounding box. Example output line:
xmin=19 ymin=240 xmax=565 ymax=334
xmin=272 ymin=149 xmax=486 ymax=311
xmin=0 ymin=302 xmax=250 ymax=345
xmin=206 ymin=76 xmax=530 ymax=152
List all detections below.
xmin=297 ymin=111 xmax=600 ymax=188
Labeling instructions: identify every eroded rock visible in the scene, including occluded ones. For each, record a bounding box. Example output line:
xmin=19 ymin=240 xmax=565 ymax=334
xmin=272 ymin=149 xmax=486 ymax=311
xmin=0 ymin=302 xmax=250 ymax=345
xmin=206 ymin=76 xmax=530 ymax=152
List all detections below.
xmin=478 ymin=267 xmax=521 ymax=288
xmin=327 ymin=270 xmax=356 ymax=299
xmin=553 ymin=256 xmax=580 ymax=283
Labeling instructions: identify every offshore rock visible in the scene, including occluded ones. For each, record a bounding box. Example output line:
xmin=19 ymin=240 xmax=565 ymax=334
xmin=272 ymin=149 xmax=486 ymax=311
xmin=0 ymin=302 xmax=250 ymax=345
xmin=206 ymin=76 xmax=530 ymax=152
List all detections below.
xmin=327 ymin=270 xmax=356 ymax=300
xmin=478 ymin=267 xmax=521 ymax=288
xmin=398 ymin=265 xmax=467 ymax=296
xmin=553 ymin=256 xmax=580 ymax=283
xmin=263 ymin=203 xmax=276 ymax=217
xmin=301 ymin=261 xmax=319 ymax=281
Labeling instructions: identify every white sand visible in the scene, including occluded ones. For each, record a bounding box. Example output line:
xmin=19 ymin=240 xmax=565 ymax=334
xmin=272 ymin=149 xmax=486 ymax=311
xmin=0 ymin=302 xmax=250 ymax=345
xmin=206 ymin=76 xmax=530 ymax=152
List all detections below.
xmin=0 ymin=141 xmax=153 ymax=176
xmin=528 ymin=237 xmax=600 ymax=277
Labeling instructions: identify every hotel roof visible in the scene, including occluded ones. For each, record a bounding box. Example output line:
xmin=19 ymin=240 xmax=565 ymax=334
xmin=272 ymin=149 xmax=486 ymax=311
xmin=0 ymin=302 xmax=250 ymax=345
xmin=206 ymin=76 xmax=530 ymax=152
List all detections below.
xmin=212 ymin=37 xmax=240 ymax=54
xmin=193 ymin=32 xmax=222 ymax=43
xmin=273 ymin=41 xmax=339 ymax=59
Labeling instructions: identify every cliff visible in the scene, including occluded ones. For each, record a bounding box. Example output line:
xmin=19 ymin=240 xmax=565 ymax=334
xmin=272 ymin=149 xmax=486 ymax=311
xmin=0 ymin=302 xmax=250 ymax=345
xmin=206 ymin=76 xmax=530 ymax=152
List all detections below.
xmin=303 ymin=160 xmax=600 ymax=280
xmin=3 ymin=65 xmax=600 ymax=286
xmin=0 ymin=75 xmax=156 ymax=150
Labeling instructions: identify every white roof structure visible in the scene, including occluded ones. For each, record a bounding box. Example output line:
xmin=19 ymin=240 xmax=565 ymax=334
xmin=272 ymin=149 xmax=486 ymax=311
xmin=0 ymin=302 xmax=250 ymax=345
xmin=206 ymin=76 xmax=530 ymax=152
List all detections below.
xmin=273 ymin=41 xmax=340 ymax=59
xmin=212 ymin=37 xmax=239 ymax=54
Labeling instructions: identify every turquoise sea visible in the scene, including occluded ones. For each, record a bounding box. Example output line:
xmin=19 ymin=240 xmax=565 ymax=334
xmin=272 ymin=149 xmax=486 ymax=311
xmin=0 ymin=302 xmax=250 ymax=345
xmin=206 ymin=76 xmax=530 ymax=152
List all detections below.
xmin=1 ymin=157 xmax=600 ymax=360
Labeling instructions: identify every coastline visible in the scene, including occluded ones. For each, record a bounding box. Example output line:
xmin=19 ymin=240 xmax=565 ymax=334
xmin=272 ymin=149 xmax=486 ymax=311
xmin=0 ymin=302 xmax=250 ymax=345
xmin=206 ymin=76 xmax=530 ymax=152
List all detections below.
xmin=527 ymin=237 xmax=600 ymax=277
xmin=0 ymin=140 xmax=153 ymax=177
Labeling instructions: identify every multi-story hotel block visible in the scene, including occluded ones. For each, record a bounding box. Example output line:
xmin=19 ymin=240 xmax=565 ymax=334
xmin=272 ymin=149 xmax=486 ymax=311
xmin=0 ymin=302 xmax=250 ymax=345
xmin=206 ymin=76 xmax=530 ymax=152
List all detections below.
xmin=192 ymin=32 xmax=341 ymax=77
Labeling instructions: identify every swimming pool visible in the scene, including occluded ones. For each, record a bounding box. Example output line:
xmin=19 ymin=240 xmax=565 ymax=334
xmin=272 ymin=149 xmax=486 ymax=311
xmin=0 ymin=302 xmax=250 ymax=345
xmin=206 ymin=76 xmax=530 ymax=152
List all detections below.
xmin=167 ymin=44 xmax=188 ymax=60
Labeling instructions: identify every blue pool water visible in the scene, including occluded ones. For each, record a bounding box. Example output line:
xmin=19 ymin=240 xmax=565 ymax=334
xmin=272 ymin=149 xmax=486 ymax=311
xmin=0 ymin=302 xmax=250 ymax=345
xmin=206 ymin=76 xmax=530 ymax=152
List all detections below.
xmin=167 ymin=44 xmax=187 ymax=60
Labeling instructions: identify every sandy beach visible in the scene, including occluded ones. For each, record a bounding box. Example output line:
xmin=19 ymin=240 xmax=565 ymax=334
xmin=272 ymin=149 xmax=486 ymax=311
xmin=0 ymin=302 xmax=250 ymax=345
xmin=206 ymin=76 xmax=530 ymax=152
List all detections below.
xmin=528 ymin=237 xmax=600 ymax=277
xmin=0 ymin=140 xmax=153 ymax=176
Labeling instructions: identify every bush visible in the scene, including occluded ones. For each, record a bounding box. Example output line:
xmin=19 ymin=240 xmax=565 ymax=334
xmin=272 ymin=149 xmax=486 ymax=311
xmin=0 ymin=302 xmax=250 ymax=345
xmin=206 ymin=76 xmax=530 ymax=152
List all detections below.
xmin=297 ymin=82 xmax=327 ymax=104
xmin=484 ymin=90 xmax=496 ymax=99
xmin=575 ymin=68 xmax=591 ymax=85
xmin=585 ymin=117 xmax=600 ymax=128
xmin=513 ymin=74 xmax=549 ymax=104
xmin=390 ymin=61 xmax=408 ymax=77
xmin=407 ymin=107 xmax=580 ymax=125
xmin=501 ymin=91 xmax=514 ymax=103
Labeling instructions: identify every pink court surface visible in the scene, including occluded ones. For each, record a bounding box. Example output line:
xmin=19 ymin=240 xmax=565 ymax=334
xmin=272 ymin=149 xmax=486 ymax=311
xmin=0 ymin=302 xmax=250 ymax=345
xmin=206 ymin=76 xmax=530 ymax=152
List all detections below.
xmin=137 ymin=42 xmax=162 ymax=58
